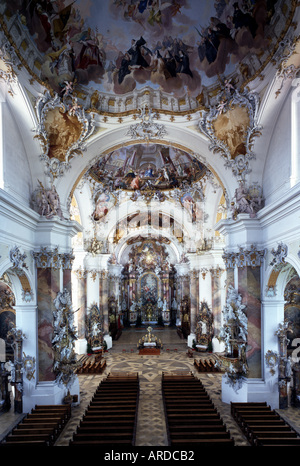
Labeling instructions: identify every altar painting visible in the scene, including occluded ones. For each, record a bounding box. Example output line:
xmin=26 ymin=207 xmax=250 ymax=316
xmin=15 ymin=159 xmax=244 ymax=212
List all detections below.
xmin=140 ymin=273 xmax=158 ymax=306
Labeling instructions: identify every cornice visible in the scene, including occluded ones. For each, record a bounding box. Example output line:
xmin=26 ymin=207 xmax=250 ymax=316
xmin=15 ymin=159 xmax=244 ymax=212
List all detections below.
xmin=0 ymin=188 xmax=39 ymax=231
xmin=257 ymin=183 xmax=300 ymax=229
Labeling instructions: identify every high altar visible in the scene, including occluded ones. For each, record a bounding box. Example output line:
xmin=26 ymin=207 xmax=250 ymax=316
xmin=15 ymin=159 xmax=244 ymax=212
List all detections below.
xmin=121 ymin=237 xmax=176 ymax=326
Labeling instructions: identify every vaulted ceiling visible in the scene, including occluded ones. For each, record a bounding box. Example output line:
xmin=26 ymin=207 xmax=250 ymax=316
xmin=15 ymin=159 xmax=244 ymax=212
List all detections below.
xmin=0 ymin=0 xmax=299 ymax=219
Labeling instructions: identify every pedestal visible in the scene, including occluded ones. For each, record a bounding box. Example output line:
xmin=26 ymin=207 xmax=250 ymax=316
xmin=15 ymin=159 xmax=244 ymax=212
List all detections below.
xmin=104 ymin=334 xmax=112 ymax=350
xmin=22 ymin=377 xmax=80 ymax=413
xmin=221 ymin=375 xmax=248 ymax=404
xmin=212 ymin=336 xmax=225 ymax=352
xmin=139 ymin=347 xmax=160 ymax=355
xmin=187 ymin=333 xmax=196 ymax=348
xmin=75 ymin=338 xmax=87 ymax=355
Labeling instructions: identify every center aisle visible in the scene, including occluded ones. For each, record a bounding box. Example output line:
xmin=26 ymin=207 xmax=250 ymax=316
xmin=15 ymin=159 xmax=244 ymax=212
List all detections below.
xmin=108 ymin=326 xmax=188 ymax=446
xmin=54 ymin=327 xmax=250 ymax=446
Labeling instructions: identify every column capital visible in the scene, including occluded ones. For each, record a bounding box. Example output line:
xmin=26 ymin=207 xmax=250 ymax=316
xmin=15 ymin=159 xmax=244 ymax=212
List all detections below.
xmin=99 ymin=270 xmax=109 ymax=279
xmin=222 ymin=244 xmax=266 ymax=269
xmin=32 ymin=246 xmax=74 ymax=269
xmin=190 ymin=269 xmax=200 ymax=279
xmin=210 ymin=266 xmax=224 ymax=278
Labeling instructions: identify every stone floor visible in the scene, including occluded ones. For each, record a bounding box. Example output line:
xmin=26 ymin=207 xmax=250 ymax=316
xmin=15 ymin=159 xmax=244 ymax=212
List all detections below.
xmin=1 ymin=326 xmax=300 ymax=447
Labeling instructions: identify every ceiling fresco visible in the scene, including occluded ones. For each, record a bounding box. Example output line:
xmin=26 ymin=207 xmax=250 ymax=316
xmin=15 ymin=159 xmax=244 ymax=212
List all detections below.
xmin=0 ymin=0 xmax=295 ymax=101
xmin=88 ymin=143 xmax=207 ymax=192
xmin=86 ymin=143 xmax=212 ymax=225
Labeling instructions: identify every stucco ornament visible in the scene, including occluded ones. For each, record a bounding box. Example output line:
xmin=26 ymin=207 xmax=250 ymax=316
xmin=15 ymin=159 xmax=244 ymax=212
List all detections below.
xmin=198 ymin=82 xmax=262 ymax=181
xmin=52 ymin=288 xmax=79 ymax=389
xmin=126 ymin=105 xmax=167 ymax=141
xmin=270 ymin=242 xmax=288 ymax=270
xmin=216 ymin=285 xmax=248 ymax=391
xmin=34 ymin=88 xmax=95 ymax=180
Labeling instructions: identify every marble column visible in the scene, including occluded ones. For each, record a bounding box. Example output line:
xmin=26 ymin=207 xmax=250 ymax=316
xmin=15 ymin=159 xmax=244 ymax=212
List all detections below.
xmin=100 ymin=270 xmax=109 ymax=334
xmin=129 ymin=274 xmax=137 ymax=307
xmin=32 ymin=248 xmax=61 ymax=382
xmin=175 ymin=275 xmax=181 ymax=321
xmin=190 ymin=270 xmax=199 ymax=334
xmin=223 ymin=246 xmax=265 ymax=379
xmin=210 ymin=267 xmax=224 ymax=338
xmin=238 ymin=265 xmax=262 ymax=378
xmin=86 ymin=270 xmax=100 ymax=308
xmin=108 ymin=264 xmax=123 ymax=303
xmin=178 ymin=274 xmax=190 ymax=302
xmin=199 ymin=268 xmax=211 ymax=307
xmin=74 ymin=267 xmax=87 ymax=341
xmin=262 ymin=299 xmax=285 ymax=409
xmin=226 ymin=267 xmax=235 ymax=289
xmin=62 ymin=252 xmax=74 ymax=295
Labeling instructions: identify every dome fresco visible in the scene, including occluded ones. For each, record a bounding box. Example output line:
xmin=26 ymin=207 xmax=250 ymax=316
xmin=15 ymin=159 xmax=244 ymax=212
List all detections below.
xmin=88 ymin=143 xmax=207 ymax=191
xmin=0 ymin=0 xmax=296 ymax=102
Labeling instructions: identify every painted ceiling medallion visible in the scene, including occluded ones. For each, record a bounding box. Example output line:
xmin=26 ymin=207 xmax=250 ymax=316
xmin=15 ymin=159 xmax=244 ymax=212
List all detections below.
xmin=198 ymin=82 xmax=262 ymax=180
xmin=34 ymin=89 xmax=95 ymax=179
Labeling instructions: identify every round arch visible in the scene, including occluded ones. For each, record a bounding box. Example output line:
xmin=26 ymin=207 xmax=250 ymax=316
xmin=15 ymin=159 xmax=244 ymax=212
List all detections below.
xmin=115 ymin=228 xmax=183 ymax=267
xmin=266 ymin=252 xmax=300 ymax=300
xmin=0 ymin=260 xmax=35 ymax=306
xmin=56 ymin=123 xmax=237 ymax=213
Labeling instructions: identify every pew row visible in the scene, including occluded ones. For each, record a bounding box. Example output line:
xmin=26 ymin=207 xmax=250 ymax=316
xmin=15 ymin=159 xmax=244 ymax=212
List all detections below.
xmin=0 ymin=405 xmax=71 ymax=446
xmin=231 ymin=402 xmax=300 ymax=446
xmin=194 ymin=358 xmax=221 ymax=373
xmin=162 ymin=372 xmax=234 ymax=446
xmin=70 ymin=372 xmax=139 ymax=446
xmin=75 ymin=354 xmax=106 ymax=374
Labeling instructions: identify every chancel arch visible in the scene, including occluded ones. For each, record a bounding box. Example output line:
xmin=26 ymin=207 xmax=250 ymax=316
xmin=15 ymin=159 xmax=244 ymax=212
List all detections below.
xmin=68 ymin=136 xmax=228 ymax=346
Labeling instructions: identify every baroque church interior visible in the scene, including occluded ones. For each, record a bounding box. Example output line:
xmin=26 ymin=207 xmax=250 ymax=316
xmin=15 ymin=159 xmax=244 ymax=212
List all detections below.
xmin=0 ymin=0 xmax=300 ymax=449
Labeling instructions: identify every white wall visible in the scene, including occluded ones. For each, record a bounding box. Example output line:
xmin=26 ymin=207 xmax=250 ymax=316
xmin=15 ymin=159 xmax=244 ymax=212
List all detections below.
xmin=2 ymin=101 xmax=32 ymax=204
xmin=262 ymin=92 xmax=291 ymax=205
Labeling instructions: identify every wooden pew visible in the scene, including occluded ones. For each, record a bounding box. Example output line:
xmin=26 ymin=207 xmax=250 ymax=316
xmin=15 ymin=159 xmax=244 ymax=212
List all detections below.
xmin=76 ymin=354 xmax=107 ymax=374
xmin=1 ymin=404 xmax=71 ymax=446
xmin=70 ymin=372 xmax=139 ymax=446
xmin=194 ymin=358 xmax=220 ymax=373
xmin=162 ymin=372 xmax=234 ymax=446
xmin=170 ymin=438 xmax=235 ymax=446
xmin=231 ymin=402 xmax=300 ymax=446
